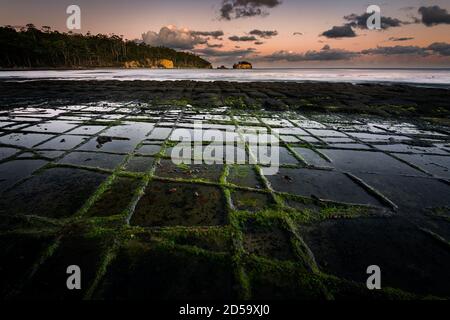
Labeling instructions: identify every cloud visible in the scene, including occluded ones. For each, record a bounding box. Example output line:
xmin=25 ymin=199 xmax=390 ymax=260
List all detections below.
xmin=253 ymin=42 xmax=450 ymax=65
xmin=320 ymin=10 xmax=406 ymax=40
xmin=220 ymin=0 xmax=282 ymax=20
xmin=142 ymin=25 xmax=208 ymax=50
xmin=293 ymin=32 xmax=303 ymax=36
xmin=418 ymin=6 xmax=450 ymax=26
xmin=207 ymin=43 xmax=224 ymax=48
xmin=361 ymin=45 xmax=429 ymax=56
xmin=249 ymin=29 xmax=278 ymax=38
xmin=191 ymin=30 xmax=224 ymax=39
xmin=389 ymin=37 xmax=414 ymax=42
xmin=428 ymin=42 xmax=450 ymax=56
xmin=362 ymin=43 xmax=450 ymax=57
xmin=228 ymin=35 xmax=257 ymax=41
xmin=218 ymin=42 xmax=450 ymax=65
xmin=141 ymin=26 xmax=227 ymax=50
xmin=254 ymin=41 xmax=264 ymax=45
xmin=405 ymin=16 xmax=422 ymax=25
xmin=260 ymin=45 xmax=359 ymax=62
xmin=400 ymin=6 xmax=415 ymax=12
xmin=344 ymin=12 xmax=403 ymax=29
xmin=194 ymin=47 xmax=257 ymax=58
xmin=321 ymin=25 xmax=356 ymax=38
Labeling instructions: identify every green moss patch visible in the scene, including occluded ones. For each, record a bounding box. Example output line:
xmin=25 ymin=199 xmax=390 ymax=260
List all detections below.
xmin=130 ymin=181 xmax=228 ymax=227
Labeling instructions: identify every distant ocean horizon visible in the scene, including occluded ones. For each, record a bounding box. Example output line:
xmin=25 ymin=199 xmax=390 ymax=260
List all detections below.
xmin=1 ymin=68 xmax=450 ymax=88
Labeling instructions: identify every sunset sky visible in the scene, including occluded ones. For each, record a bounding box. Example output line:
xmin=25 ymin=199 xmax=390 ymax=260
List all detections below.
xmin=1 ymin=0 xmax=450 ymax=67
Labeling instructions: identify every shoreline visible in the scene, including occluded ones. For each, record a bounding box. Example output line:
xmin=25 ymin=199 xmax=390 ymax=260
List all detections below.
xmin=2 ymin=78 xmax=449 ymax=90
xmin=0 ymin=67 xmax=212 ymax=71
xmin=1 ymin=68 xmax=449 ymax=88
xmin=2 ymin=67 xmax=450 ymax=70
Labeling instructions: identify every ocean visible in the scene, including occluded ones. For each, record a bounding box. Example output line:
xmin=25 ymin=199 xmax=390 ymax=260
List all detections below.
xmin=1 ymin=68 xmax=450 ymax=87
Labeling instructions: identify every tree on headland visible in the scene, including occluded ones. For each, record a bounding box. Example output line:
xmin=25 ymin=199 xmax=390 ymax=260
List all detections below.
xmin=0 ymin=25 xmax=212 ymax=69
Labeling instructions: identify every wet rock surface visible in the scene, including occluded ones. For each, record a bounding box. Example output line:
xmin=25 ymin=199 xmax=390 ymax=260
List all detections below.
xmin=299 ymin=217 xmax=450 ymax=297
xmin=1 ymin=80 xmax=450 ymax=119
xmin=130 ymin=181 xmax=227 ymax=227
xmin=0 ymin=101 xmax=449 ymax=299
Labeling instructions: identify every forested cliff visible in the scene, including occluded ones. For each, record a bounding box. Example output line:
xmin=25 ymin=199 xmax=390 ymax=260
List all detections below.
xmin=0 ymin=25 xmax=212 ymax=69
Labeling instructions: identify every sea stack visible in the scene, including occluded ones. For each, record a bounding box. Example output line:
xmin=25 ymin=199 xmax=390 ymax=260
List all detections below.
xmin=233 ymin=61 xmax=252 ymax=69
